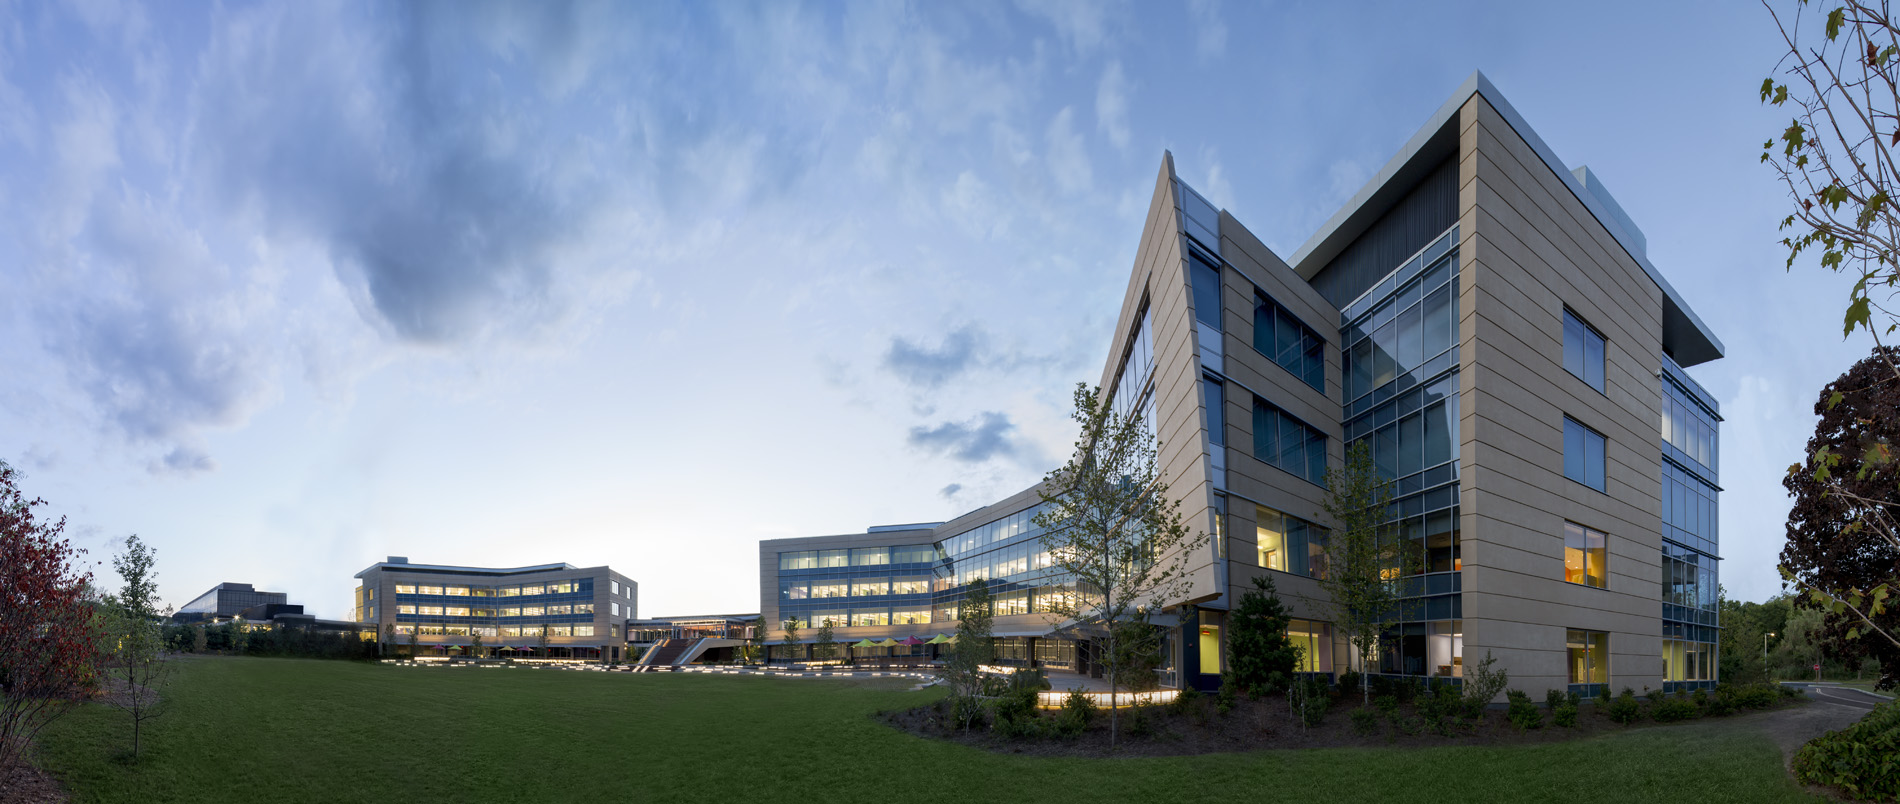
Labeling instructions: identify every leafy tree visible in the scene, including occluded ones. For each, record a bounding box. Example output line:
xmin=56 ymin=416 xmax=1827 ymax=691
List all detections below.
xmin=1227 ymin=575 xmax=1302 ymax=696
xmin=1033 ymin=383 xmax=1199 ymax=748
xmin=470 ymin=630 xmax=485 ymax=659
xmin=813 ymin=619 xmax=838 ymax=664
xmin=190 ymin=624 xmax=208 ymax=654
xmin=105 ymin=535 xmax=171 ymax=761
xmin=406 ymin=627 xmax=419 ymax=659
xmin=1319 ymin=441 xmax=1400 ymax=705
xmin=938 ymin=580 xmax=994 ymax=731
xmin=779 ymin=617 xmax=801 ymax=664
xmin=0 ymin=459 xmax=101 ymax=777
xmin=380 ymin=623 xmax=394 ymax=658
xmin=1782 ymin=347 xmax=1900 ymax=688
xmin=746 ymin=616 xmax=767 ymax=666
xmin=1760 ymin=1 xmax=1900 ymax=690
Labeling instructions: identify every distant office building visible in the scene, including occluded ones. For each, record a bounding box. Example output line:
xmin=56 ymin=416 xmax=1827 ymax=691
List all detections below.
xmin=175 ymin=582 xmax=289 ymax=623
xmin=353 ymin=557 xmax=639 ymax=662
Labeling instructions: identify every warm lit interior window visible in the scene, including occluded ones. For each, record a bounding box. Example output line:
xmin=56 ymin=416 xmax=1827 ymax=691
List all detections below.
xmin=1563 ymin=522 xmax=1608 ymax=588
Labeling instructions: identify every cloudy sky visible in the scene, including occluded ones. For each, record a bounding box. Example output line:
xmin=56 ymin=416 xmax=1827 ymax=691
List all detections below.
xmin=0 ymin=0 xmax=1868 ymax=618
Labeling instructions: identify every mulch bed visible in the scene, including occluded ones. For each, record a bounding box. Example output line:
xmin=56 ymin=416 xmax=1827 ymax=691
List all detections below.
xmin=880 ymin=691 xmax=1806 ymax=758
xmin=0 ymin=761 xmax=68 ymax=804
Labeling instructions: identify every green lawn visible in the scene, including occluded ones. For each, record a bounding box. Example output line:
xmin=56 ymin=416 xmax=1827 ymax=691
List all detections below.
xmin=38 ymin=657 xmax=1824 ymax=804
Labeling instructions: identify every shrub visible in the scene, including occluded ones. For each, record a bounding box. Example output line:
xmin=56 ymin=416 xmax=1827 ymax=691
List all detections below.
xmin=1730 ymin=683 xmax=1778 ymax=710
xmin=1596 ymin=685 xmax=1612 ymax=704
xmin=1462 ymin=650 xmax=1509 ymax=718
xmin=1052 ymin=690 xmax=1096 ymax=737
xmin=1216 ymin=672 xmax=1239 ymax=716
xmin=1553 ymin=704 xmax=1579 ymax=728
xmin=1288 ymin=677 xmax=1330 ymax=728
xmin=1337 ymin=671 xmax=1363 ymax=700
xmin=1605 ymin=690 xmax=1644 ymax=725
xmin=1170 ymin=685 xmax=1203 ymax=716
xmin=1651 ymin=699 xmax=1700 ymax=723
xmin=1792 ymin=700 xmax=1900 ymax=802
xmin=1350 ymin=707 xmax=1382 ymax=735
xmin=1567 ymin=689 xmax=1582 ymax=708
xmin=1779 ymin=684 xmax=1804 ymax=700
xmin=990 ymin=668 xmax=1045 ymax=737
xmin=1691 ymin=688 xmax=1708 ymax=708
xmin=1126 ymin=704 xmax=1155 ymax=737
xmin=1505 ymin=690 xmax=1543 ymax=731
xmin=1373 ymin=694 xmax=1399 ymax=716
xmin=1394 ymin=678 xmax=1421 ymax=705
xmin=1417 ymin=683 xmax=1461 ymax=735
xmin=1545 ymin=688 xmax=1568 ymax=710
xmin=1644 ymin=687 xmax=1669 ymax=705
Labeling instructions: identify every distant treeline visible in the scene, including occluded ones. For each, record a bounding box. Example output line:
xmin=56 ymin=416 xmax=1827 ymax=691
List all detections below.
xmin=162 ymin=621 xmax=377 ymax=661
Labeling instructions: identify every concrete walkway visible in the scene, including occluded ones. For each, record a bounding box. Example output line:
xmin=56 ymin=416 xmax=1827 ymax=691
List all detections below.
xmin=1751 ymin=683 xmax=1893 ymax=768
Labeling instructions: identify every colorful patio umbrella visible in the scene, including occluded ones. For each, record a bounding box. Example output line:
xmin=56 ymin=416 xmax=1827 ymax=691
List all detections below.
xmin=850 ymin=639 xmax=878 ymax=648
xmin=899 ymin=636 xmax=926 ymax=646
xmin=875 ymin=638 xmax=902 ymax=647
xmin=926 ymin=634 xmax=952 ymax=644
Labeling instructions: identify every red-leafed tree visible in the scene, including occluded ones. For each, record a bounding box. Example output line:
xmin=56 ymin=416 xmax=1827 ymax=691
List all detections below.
xmin=0 ymin=459 xmax=101 ymax=776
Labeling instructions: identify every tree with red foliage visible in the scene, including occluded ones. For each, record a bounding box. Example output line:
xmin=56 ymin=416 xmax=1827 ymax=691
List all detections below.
xmin=0 ymin=459 xmax=101 ymax=776
xmin=1782 ymin=347 xmax=1900 ymax=690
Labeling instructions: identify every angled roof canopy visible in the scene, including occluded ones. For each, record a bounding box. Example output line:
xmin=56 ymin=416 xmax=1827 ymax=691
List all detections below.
xmin=1287 ymin=71 xmax=1724 ymax=368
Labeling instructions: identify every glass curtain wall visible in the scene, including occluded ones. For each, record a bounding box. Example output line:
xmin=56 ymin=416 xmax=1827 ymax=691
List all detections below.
xmin=1339 ymin=226 xmax=1464 ymax=679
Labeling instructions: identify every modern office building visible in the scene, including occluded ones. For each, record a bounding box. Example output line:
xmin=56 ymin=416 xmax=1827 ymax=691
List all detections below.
xmin=760 ymin=72 xmax=1723 ymax=697
xmin=353 ymin=557 xmax=640 ymax=662
xmin=175 ymin=582 xmax=289 ymax=623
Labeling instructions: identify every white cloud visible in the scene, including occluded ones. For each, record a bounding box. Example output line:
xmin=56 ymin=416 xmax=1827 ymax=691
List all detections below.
xmin=1096 ymin=60 xmax=1130 ymax=151
xmin=1046 ymin=106 xmax=1092 ymax=195
xmin=1196 ymin=146 xmax=1235 ymax=210
xmin=1187 ymin=0 xmax=1227 ymax=61
xmin=1015 ymin=0 xmax=1120 ymax=56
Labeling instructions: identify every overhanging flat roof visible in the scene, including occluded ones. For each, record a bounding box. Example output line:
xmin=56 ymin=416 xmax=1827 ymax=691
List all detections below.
xmin=352 ymin=561 xmax=580 ymax=579
xmin=1287 ymin=71 xmax=1724 ymax=367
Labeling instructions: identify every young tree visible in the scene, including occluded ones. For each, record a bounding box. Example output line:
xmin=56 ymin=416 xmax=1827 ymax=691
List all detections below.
xmin=1227 ymin=575 xmax=1303 ymax=696
xmin=1034 ymin=383 xmax=1199 ymax=748
xmin=380 ymin=623 xmax=394 ymax=658
xmin=813 ymin=619 xmax=838 ymax=664
xmin=0 ymin=460 xmax=101 ymax=777
xmin=470 ymin=630 xmax=485 ymax=660
xmin=779 ymin=618 xmax=801 ymax=665
xmin=1759 ymin=1 xmax=1900 ymax=686
xmin=538 ymin=625 xmax=551 ymax=658
xmin=190 ymin=624 xmax=208 ymax=654
xmin=746 ymin=616 xmax=767 ymax=666
xmin=938 ymin=580 xmax=994 ymax=731
xmin=105 ymin=535 xmax=171 ymax=761
xmin=1783 ymin=348 xmax=1900 ymax=689
xmin=405 ymin=627 xmax=419 ymax=659
xmin=1319 ymin=441 xmax=1399 ymax=706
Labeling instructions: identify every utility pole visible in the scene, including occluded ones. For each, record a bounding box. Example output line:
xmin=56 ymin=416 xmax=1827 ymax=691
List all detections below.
xmin=1762 ymin=632 xmax=1775 ymax=680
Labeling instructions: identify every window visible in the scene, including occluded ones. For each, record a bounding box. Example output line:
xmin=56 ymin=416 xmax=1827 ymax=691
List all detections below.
xmin=444 ymin=606 xmax=470 ymax=617
xmin=892 ymin=544 xmax=936 ymax=564
xmin=573 ymin=626 xmax=595 ymax=637
xmin=520 ymin=606 xmax=545 ymax=617
xmin=850 ymin=547 xmax=889 ymax=566
xmin=611 ymin=580 xmax=620 ymax=595
xmin=1253 ymin=396 xmax=1327 ymax=485
xmin=1567 ymin=629 xmax=1609 ymax=685
xmin=573 ymin=603 xmax=593 ymax=615
xmin=1663 ymin=639 xmax=1715 ymax=682
xmin=779 ymin=551 xmax=818 ymax=571
xmin=1562 ymin=309 xmax=1606 ymax=393
xmin=1254 ymin=292 xmax=1326 ymax=392
xmin=547 ymin=604 xmax=571 ymax=616
xmin=818 ymin=550 xmax=849 ymax=568
xmin=1255 ymin=503 xmax=1327 ymax=578
xmin=1189 ymin=250 xmax=1222 ymax=328
xmin=417 ymin=585 xmax=443 ymax=595
xmin=891 ymin=578 xmax=929 ymax=595
xmin=417 ymin=606 xmax=444 ymax=616
xmin=445 ymin=586 xmax=469 ymax=596
xmin=1563 ymin=416 xmax=1606 ymax=492
xmin=851 ymin=580 xmax=889 ymax=596
xmin=395 ymin=584 xmax=417 ymax=595
xmin=499 ymin=586 xmax=520 ymax=597
xmin=611 ymin=602 xmax=620 ymax=617
xmin=519 ymin=585 xmax=544 ymax=596
xmin=1287 ymin=619 xmax=1331 ymax=673
xmin=892 ymin=609 xmax=931 ymax=625
xmin=1563 ymin=522 xmax=1608 ymax=588
xmin=1203 ymin=376 xmax=1224 ymax=445
xmin=397 ymin=605 xmax=416 ymax=615
xmin=810 ymin=582 xmax=848 ymax=599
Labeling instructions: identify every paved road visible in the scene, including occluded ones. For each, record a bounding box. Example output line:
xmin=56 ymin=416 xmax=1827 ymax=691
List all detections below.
xmin=1782 ymin=682 xmax=1892 ymax=712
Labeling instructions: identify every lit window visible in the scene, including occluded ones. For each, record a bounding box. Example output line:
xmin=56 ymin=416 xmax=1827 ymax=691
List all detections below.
xmin=397 ymin=605 xmax=416 ymax=615
xmin=445 ymin=586 xmax=469 ymax=597
xmin=444 ymin=607 xmax=470 ymax=617
xmin=1566 ymin=629 xmax=1609 ymax=685
xmin=499 ymin=586 xmax=519 ymax=597
xmin=395 ymin=585 xmax=417 ymax=595
xmin=1563 ymin=522 xmax=1608 ymax=588
xmin=851 ymin=581 xmax=889 ymax=596
xmin=1562 ymin=309 xmax=1606 ymax=393
xmin=573 ymin=603 xmax=592 ymax=615
xmin=418 ymin=585 xmax=443 ymax=595
xmin=574 ymin=626 xmax=595 ymax=637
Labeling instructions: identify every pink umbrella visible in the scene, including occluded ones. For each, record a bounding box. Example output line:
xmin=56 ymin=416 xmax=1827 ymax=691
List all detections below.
xmin=899 ymin=636 xmax=926 ymax=646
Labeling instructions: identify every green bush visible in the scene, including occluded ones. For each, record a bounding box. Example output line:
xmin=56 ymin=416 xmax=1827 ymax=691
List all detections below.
xmin=1505 ymin=690 xmax=1543 ymax=730
xmin=1792 ymin=700 xmax=1900 ymax=802
xmin=1552 ymin=704 xmax=1579 ymax=728
xmin=1215 ymin=672 xmax=1239 ymax=715
xmin=1605 ymin=690 xmax=1644 ymax=725
xmin=1337 ymin=671 xmax=1363 ymax=700
xmin=1126 ymin=704 xmax=1155 ymax=737
xmin=1170 ymin=685 xmax=1203 ymax=716
xmin=1544 ymin=688 xmax=1568 ymax=710
xmin=1350 ymin=707 xmax=1382 ymax=735
xmin=1728 ymin=683 xmax=1778 ymax=710
xmin=1373 ymin=694 xmax=1399 ymax=716
xmin=991 ymin=668 xmax=1046 ymax=737
xmin=1052 ymin=689 xmax=1096 ymax=737
xmin=1651 ymin=699 xmax=1700 ymax=723
xmin=1461 ymin=650 xmax=1509 ymax=719
xmin=1289 ymin=678 xmax=1330 ymax=728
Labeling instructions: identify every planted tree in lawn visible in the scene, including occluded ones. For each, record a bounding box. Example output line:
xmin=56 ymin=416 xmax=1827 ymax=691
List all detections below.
xmin=470 ymin=630 xmax=485 ymax=659
xmin=380 ymin=623 xmax=394 ymax=658
xmin=1034 ymin=383 xmax=1199 ymax=748
xmin=746 ymin=616 xmax=767 ymax=666
xmin=104 ymin=534 xmax=171 ymax=761
xmin=813 ymin=619 xmax=838 ymax=664
xmin=406 ymin=627 xmax=419 ymax=659
xmin=538 ymin=624 xmax=551 ymax=658
xmin=0 ymin=459 xmax=101 ymax=778
xmin=779 ymin=617 xmax=801 ymax=665
xmin=938 ymin=580 xmax=994 ymax=731
xmin=1759 ymin=1 xmax=1900 ymax=687
xmin=1227 ymin=575 xmax=1303 ymax=696
xmin=1319 ymin=441 xmax=1399 ymax=706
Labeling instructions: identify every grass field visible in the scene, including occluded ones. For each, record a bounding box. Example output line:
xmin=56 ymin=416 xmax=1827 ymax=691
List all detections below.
xmin=37 ymin=656 xmax=1826 ymax=804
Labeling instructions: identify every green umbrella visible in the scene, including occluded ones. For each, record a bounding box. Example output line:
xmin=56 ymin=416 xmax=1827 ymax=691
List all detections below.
xmin=851 ymin=639 xmax=878 ymax=648
xmin=927 ymin=634 xmax=952 ymax=644
xmin=875 ymin=638 xmax=902 ymax=647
